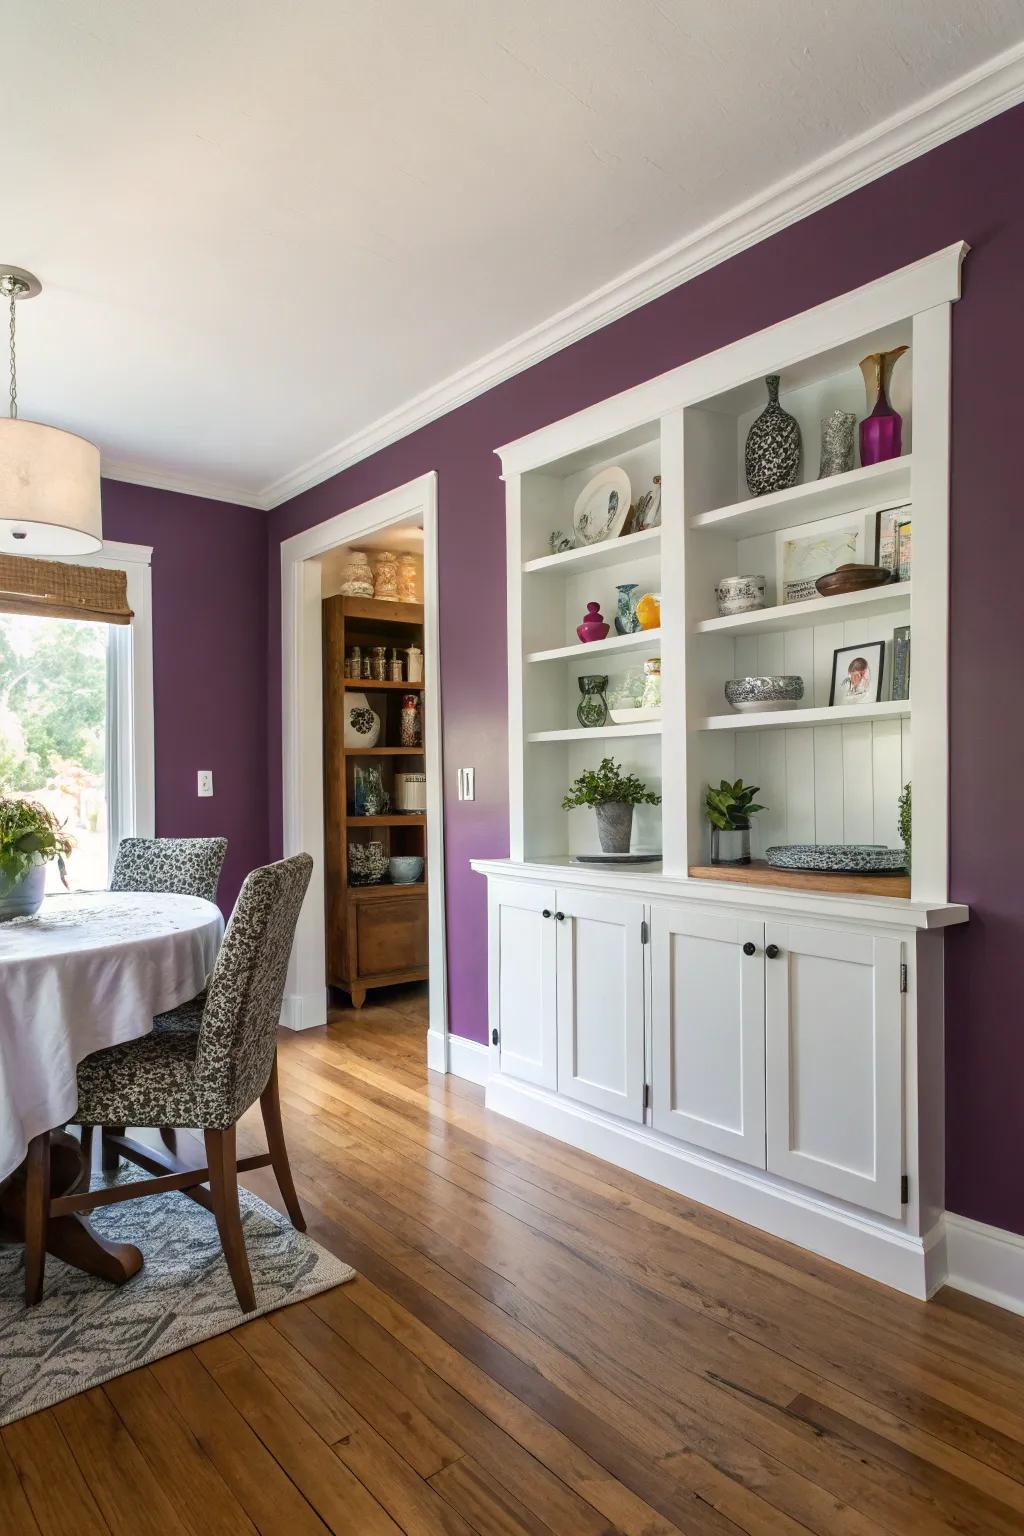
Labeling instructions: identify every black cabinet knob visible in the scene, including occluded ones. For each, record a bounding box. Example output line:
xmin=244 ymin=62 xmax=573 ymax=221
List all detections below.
xmin=491 ymin=1027 xmax=499 ymax=1046
xmin=542 ymin=909 xmax=552 ymax=919
xmin=765 ymin=943 xmax=781 ymax=959
xmin=742 ymin=941 xmax=756 ymax=956
xmin=555 ymin=911 xmax=565 ymax=921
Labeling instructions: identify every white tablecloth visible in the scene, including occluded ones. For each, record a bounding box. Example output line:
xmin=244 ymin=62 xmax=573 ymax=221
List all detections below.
xmin=0 ymin=891 xmax=224 ymax=1182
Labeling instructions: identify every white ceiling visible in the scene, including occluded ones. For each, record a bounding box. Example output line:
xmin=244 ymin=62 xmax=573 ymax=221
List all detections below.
xmin=4 ymin=2 xmax=1024 ymax=508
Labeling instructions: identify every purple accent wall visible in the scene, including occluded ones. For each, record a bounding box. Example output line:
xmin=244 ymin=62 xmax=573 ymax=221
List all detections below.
xmin=267 ymin=104 xmax=1024 ymax=1236
xmin=102 ymin=480 xmax=269 ymax=912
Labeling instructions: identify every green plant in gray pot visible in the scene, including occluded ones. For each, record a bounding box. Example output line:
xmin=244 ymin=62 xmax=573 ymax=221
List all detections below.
xmin=562 ymin=756 xmax=661 ymax=855
xmin=898 ymin=781 xmax=911 ymax=868
xmin=0 ymin=798 xmax=72 ymax=919
xmin=705 ymin=780 xmax=766 ymax=866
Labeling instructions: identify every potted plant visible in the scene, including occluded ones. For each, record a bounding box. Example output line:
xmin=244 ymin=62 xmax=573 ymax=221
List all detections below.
xmin=562 ymin=756 xmax=661 ymax=855
xmin=0 ymin=797 xmax=72 ymax=919
xmin=704 ymin=779 xmax=766 ymax=866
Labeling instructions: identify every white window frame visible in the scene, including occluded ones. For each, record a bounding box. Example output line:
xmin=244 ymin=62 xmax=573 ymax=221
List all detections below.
xmin=64 ymin=540 xmax=155 ymax=871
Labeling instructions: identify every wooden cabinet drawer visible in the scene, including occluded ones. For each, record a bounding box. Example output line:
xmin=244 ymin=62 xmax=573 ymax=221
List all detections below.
xmin=353 ymin=894 xmax=428 ymax=978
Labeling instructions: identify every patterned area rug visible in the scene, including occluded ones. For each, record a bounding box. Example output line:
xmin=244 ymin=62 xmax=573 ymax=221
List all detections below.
xmin=0 ymin=1170 xmax=355 ymax=1426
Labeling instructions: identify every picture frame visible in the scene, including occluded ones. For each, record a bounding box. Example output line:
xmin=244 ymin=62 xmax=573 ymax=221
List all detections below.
xmin=897 ymin=518 xmax=912 ymax=581
xmin=775 ymin=512 xmax=872 ymax=605
xmin=829 ymin=640 xmax=886 ymax=706
xmin=873 ymin=503 xmax=910 ymax=577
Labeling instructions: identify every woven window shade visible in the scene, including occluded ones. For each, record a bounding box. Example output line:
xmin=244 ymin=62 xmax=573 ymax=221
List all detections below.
xmin=0 ymin=554 xmax=133 ymax=625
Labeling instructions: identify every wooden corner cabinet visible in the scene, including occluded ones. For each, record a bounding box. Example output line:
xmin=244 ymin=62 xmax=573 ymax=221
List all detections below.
xmin=323 ymin=594 xmax=428 ymax=1007
xmin=473 ymin=243 xmax=971 ymax=1300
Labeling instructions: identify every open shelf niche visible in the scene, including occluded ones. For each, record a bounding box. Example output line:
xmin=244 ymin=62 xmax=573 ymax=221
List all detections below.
xmin=500 ymin=287 xmax=951 ymax=903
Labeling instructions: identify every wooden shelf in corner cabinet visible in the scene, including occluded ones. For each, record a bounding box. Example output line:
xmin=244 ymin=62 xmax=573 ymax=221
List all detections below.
xmin=340 ymin=596 xmax=424 ymax=624
xmin=346 ymin=814 xmax=426 ymax=827
xmin=689 ymin=861 xmax=910 ymax=899
xmin=345 ymin=746 xmax=425 ymax=756
xmin=343 ymin=679 xmax=423 ymax=690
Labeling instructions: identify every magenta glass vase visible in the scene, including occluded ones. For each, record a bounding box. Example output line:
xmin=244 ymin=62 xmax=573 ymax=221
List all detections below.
xmin=859 ymin=347 xmax=908 ymax=466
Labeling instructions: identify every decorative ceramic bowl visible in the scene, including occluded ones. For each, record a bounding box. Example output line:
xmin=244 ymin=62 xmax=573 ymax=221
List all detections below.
xmin=724 ymin=675 xmax=803 ymax=712
xmin=389 ymin=855 xmax=424 ymax=885
xmin=715 ymin=575 xmax=766 ymax=616
xmin=766 ymin=844 xmax=907 ymax=873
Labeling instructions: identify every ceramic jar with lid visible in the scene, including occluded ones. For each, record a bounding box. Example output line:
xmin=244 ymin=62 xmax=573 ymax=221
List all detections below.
xmin=372 ymin=550 xmax=399 ymax=600
xmin=641 ymin=657 xmax=662 ymax=712
xmin=397 ymin=554 xmax=419 ymax=603
xmin=339 ymin=549 xmax=373 ymax=597
xmin=405 ymin=645 xmax=424 ymax=683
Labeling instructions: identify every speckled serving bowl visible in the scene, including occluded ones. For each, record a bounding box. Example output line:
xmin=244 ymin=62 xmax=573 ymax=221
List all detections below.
xmin=724 ymin=675 xmax=804 ymax=713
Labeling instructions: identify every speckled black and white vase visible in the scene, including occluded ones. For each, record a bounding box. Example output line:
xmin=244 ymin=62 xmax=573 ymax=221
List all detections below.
xmin=818 ymin=409 xmax=857 ymax=478
xmin=744 ymin=375 xmax=801 ymax=496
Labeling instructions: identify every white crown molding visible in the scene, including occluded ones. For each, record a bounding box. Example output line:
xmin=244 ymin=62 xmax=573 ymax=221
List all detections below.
xmin=258 ymin=40 xmax=1024 ymax=510
xmin=94 ymin=41 xmax=1024 ymax=513
xmin=101 ymin=459 xmax=267 ymax=511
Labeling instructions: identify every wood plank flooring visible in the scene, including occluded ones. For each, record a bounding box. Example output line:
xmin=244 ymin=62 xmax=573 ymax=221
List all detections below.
xmin=5 ymin=982 xmax=1024 ymax=1534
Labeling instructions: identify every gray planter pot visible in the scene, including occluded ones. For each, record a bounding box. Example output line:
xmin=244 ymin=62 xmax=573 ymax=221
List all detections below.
xmin=595 ymin=801 xmax=633 ymax=854
xmin=711 ymin=826 xmax=751 ymax=866
xmin=0 ymin=859 xmax=46 ymax=920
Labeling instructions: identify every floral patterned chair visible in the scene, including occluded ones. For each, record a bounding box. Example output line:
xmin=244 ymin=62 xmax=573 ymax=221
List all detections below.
xmin=110 ymin=836 xmax=228 ymax=902
xmin=25 ymin=854 xmax=314 ymax=1309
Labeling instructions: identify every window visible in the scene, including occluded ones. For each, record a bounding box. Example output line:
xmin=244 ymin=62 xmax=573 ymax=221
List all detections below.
xmin=0 ymin=543 xmax=153 ymax=889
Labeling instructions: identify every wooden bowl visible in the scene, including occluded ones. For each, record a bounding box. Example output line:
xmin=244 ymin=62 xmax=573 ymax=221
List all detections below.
xmin=815 ymin=563 xmax=893 ymax=598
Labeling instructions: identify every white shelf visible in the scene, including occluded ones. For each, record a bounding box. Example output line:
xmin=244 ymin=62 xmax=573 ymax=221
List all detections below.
xmin=689 ymin=459 xmax=912 ymax=539
xmin=526 ymin=629 xmax=661 ymax=663
xmin=698 ymin=700 xmax=910 ymax=731
xmin=523 ymin=526 xmax=660 ymax=575
xmin=528 ymin=722 xmax=663 ymax=743
xmin=694 ymin=583 xmax=911 ymax=636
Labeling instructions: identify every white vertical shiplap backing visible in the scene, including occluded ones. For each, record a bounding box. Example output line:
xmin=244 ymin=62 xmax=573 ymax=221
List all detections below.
xmin=727 ymin=603 xmax=910 ymax=856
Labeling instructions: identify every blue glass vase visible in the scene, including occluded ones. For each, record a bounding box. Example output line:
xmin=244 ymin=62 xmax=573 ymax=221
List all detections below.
xmin=614 ymin=583 xmax=640 ymax=635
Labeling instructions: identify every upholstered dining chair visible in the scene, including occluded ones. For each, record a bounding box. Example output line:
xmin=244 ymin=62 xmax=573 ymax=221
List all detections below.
xmin=110 ymin=835 xmax=228 ymax=902
xmin=89 ymin=835 xmax=229 ymax=1167
xmin=25 ymin=853 xmax=313 ymax=1310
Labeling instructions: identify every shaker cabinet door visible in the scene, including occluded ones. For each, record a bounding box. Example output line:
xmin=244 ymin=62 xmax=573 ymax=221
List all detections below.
xmin=650 ymin=904 xmax=766 ymax=1167
xmin=555 ymin=887 xmax=646 ymax=1122
xmin=765 ymin=922 xmax=903 ymax=1217
xmin=487 ymin=879 xmax=557 ymax=1089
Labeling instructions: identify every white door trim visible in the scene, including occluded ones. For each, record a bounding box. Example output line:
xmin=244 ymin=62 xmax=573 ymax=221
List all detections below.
xmin=279 ymin=473 xmax=448 ymax=1052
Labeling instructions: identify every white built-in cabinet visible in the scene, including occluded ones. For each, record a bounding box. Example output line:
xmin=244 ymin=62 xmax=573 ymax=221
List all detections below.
xmin=472 ymin=244 xmax=971 ymax=1300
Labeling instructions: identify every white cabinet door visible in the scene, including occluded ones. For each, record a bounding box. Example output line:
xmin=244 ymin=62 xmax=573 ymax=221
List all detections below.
xmin=488 ymin=878 xmax=557 ymax=1089
xmin=650 ymin=904 xmax=766 ymax=1167
xmin=555 ymin=887 xmax=646 ymax=1122
xmin=765 ymin=922 xmax=903 ymax=1217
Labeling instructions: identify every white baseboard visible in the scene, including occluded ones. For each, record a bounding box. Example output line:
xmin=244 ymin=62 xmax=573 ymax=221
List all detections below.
xmin=944 ymin=1212 xmax=1024 ymax=1317
xmin=426 ymin=1028 xmax=448 ymax=1074
xmin=447 ymin=1034 xmax=490 ymax=1086
xmin=279 ymin=989 xmax=328 ymax=1032
xmin=486 ymin=1072 xmax=933 ymax=1298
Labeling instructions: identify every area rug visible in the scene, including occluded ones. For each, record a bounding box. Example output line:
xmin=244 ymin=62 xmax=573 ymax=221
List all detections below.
xmin=0 ymin=1171 xmax=355 ymax=1426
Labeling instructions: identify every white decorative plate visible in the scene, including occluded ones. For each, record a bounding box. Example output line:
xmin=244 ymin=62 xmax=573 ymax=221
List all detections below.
xmin=573 ymin=467 xmax=632 ymax=546
xmin=609 ymin=706 xmax=662 ymax=724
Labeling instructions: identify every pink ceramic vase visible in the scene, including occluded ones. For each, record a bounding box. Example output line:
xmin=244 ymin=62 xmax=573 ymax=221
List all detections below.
xmin=576 ymin=602 xmax=609 ymax=643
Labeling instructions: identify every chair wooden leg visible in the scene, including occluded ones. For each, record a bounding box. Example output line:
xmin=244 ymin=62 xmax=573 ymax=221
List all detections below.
xmin=24 ymin=1131 xmax=51 ymax=1305
xmin=204 ymin=1126 xmax=255 ymax=1312
xmin=159 ymin=1127 xmax=178 ymax=1154
xmin=259 ymin=1058 xmax=305 ymax=1232
xmin=101 ymin=1126 xmax=124 ymax=1173
xmin=79 ymin=1124 xmax=94 ymax=1170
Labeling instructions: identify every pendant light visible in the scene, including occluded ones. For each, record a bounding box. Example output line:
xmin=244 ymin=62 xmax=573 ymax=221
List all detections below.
xmin=0 ymin=266 xmax=102 ymax=555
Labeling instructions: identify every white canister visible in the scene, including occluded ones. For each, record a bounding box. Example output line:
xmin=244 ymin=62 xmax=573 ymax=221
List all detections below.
xmin=397 ymin=554 xmax=419 ymax=603
xmin=339 ymin=549 xmax=373 ymax=597
xmin=395 ymin=772 xmax=427 ymax=813
xmin=715 ymin=574 xmax=766 ymax=616
xmin=405 ymin=645 xmax=424 ymax=683
xmin=372 ymin=550 xmax=399 ymax=600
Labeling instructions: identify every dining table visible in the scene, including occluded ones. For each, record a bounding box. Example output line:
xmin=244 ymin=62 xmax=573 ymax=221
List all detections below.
xmin=0 ymin=889 xmax=224 ymax=1284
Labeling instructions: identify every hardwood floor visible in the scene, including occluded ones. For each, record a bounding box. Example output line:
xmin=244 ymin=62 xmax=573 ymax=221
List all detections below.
xmin=6 ymin=982 xmax=1024 ymax=1534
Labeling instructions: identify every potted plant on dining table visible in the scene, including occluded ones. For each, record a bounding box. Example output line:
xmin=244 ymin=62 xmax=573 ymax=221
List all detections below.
xmin=0 ymin=797 xmax=71 ymax=919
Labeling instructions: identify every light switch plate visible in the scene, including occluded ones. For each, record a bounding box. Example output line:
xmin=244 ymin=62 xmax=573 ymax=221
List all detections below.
xmin=197 ymin=770 xmax=214 ymax=798
xmin=457 ymin=767 xmax=475 ymax=801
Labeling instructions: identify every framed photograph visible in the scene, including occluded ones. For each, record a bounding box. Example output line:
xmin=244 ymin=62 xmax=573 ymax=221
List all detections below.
xmin=829 ymin=640 xmax=886 ymax=706
xmin=874 ymin=503 xmax=909 ymax=576
xmin=775 ymin=513 xmax=871 ymax=605
xmin=897 ymin=518 xmax=912 ymax=581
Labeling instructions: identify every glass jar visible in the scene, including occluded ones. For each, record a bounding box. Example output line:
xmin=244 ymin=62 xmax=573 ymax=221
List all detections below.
xmin=372 ymin=550 xmax=399 ymax=600
xmin=339 ymin=549 xmax=373 ymax=597
xmin=347 ymin=645 xmax=361 ymax=679
xmin=389 ymin=648 xmax=404 ymax=681
xmin=370 ymin=645 xmax=388 ymax=681
xmin=640 ymin=657 xmax=661 ymax=712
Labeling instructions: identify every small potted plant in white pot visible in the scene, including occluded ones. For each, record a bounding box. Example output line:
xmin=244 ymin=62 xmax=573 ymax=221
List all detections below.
xmin=562 ymin=756 xmax=661 ymax=855
xmin=705 ymin=779 xmax=766 ymax=866
xmin=0 ymin=798 xmax=71 ymax=919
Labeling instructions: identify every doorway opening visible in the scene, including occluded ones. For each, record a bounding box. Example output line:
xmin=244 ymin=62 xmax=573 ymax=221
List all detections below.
xmin=280 ymin=473 xmax=447 ymax=1070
